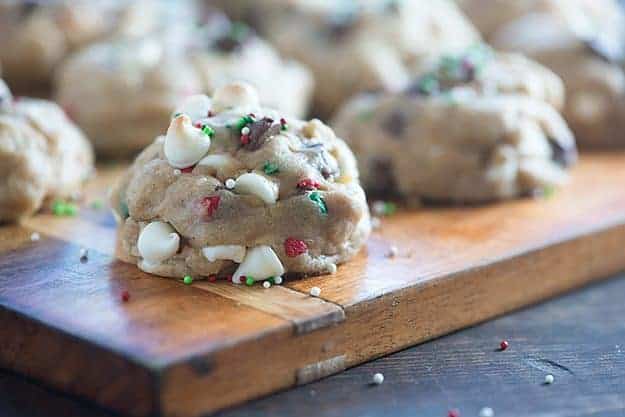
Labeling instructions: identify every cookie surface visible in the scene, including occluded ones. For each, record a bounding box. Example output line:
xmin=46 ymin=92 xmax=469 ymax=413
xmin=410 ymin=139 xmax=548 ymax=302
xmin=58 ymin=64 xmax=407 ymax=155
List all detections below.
xmin=111 ymin=82 xmax=370 ymax=282
xmin=0 ymin=79 xmax=94 ymax=222
xmin=333 ymin=49 xmax=577 ymax=203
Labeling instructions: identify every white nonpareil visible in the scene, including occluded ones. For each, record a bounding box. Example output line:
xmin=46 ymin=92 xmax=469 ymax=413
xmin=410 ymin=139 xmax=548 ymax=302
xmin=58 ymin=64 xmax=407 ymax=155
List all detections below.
xmin=164 ymin=114 xmax=211 ymax=168
xmin=212 ymin=81 xmax=260 ymax=112
xmin=202 ymin=245 xmax=246 ymax=263
xmin=232 ymin=246 xmax=285 ymax=283
xmin=137 ymin=221 xmax=180 ymax=265
xmin=234 ymin=173 xmax=279 ymax=204
xmin=173 ymin=94 xmax=212 ymax=122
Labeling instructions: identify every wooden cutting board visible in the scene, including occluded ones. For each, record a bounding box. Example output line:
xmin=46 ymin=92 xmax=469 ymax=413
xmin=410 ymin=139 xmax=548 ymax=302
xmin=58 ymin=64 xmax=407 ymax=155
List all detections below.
xmin=2 ymin=154 xmax=625 ymax=417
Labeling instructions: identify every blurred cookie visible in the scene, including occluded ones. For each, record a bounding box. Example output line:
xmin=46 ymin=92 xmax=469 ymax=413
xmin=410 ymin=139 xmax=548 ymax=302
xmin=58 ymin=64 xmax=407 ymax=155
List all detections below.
xmin=333 ymin=48 xmax=576 ymax=203
xmin=217 ymin=0 xmax=481 ymax=116
xmin=55 ymin=17 xmax=313 ymax=157
xmin=110 ymin=82 xmax=369 ymax=280
xmin=0 ymin=79 xmax=94 ymax=222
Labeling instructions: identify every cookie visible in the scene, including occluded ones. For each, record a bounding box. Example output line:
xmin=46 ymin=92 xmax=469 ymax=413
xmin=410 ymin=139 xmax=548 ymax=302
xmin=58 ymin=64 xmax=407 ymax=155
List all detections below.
xmin=333 ymin=49 xmax=577 ymax=203
xmin=110 ymin=82 xmax=370 ymax=282
xmin=218 ymin=0 xmax=481 ymax=116
xmin=55 ymin=16 xmax=313 ymax=157
xmin=486 ymin=1 xmax=625 ymax=147
xmin=0 ymin=79 xmax=94 ymax=222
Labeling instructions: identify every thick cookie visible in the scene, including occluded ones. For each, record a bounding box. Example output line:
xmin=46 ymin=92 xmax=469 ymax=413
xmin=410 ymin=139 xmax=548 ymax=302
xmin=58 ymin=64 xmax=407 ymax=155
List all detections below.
xmin=55 ymin=16 xmax=313 ymax=157
xmin=0 ymin=79 xmax=94 ymax=222
xmin=110 ymin=82 xmax=370 ymax=282
xmin=218 ymin=0 xmax=481 ymax=116
xmin=333 ymin=48 xmax=577 ymax=203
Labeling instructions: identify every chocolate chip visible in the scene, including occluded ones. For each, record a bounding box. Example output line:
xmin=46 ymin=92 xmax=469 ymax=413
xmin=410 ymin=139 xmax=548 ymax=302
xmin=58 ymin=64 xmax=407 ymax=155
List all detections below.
xmin=381 ymin=110 xmax=407 ymax=138
xmin=549 ymin=138 xmax=577 ymax=168
xmin=243 ymin=117 xmax=281 ymax=151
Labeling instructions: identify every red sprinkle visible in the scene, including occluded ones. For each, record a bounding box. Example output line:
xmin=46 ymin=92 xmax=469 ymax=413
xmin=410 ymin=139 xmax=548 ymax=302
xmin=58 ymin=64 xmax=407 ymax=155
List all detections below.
xmin=500 ymin=340 xmax=509 ymax=351
xmin=181 ymin=165 xmax=195 ymax=173
xmin=448 ymin=409 xmax=460 ymax=417
xmin=297 ymin=178 xmax=320 ymax=190
xmin=201 ymin=195 xmax=221 ymax=217
xmin=280 ymin=117 xmax=287 ymax=125
xmin=121 ymin=291 xmax=130 ymax=302
xmin=193 ymin=121 xmax=202 ymax=128
xmin=207 ymin=110 xmax=214 ymax=117
xmin=284 ymin=237 xmax=308 ymax=257
xmin=240 ymin=134 xmax=250 ymax=145
xmin=208 ymin=275 xmax=218 ymax=282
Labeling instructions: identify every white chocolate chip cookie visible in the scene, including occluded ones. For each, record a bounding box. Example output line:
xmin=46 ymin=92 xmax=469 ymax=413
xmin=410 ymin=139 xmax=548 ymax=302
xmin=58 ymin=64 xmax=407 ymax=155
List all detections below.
xmin=110 ymin=82 xmax=370 ymax=281
xmin=333 ymin=48 xmax=577 ymax=203
xmin=0 ymin=79 xmax=94 ymax=222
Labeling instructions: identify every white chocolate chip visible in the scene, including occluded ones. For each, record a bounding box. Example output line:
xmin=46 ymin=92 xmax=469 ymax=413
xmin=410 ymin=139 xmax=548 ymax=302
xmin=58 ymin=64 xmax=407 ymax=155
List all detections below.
xmin=212 ymin=81 xmax=260 ymax=112
xmin=232 ymin=245 xmax=285 ymax=283
xmin=173 ymin=94 xmax=212 ymax=122
xmin=201 ymin=245 xmax=246 ymax=263
xmin=225 ymin=178 xmax=236 ymax=189
xmin=137 ymin=221 xmax=180 ymax=265
xmin=263 ymin=281 xmax=271 ymax=289
xmin=164 ymin=114 xmax=211 ymax=168
xmin=234 ymin=172 xmax=279 ymax=204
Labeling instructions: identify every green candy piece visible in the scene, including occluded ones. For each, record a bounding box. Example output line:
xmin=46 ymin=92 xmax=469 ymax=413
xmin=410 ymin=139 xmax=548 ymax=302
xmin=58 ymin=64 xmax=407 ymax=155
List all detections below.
xmin=183 ymin=275 xmax=193 ymax=285
xmin=235 ymin=115 xmax=254 ymax=131
xmin=201 ymin=125 xmax=215 ymax=138
xmin=63 ymin=203 xmax=78 ymax=216
xmin=263 ymin=161 xmax=280 ymax=175
xmin=309 ymin=192 xmax=328 ymax=215
xmin=383 ymin=202 xmax=397 ymax=216
xmin=245 ymin=276 xmax=255 ymax=286
xmin=418 ymin=74 xmax=439 ymax=95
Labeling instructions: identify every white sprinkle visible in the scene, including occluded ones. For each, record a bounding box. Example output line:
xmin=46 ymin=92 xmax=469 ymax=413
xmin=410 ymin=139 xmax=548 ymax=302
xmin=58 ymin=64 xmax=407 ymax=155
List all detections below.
xmin=371 ymin=373 xmax=384 ymax=385
xmin=371 ymin=217 xmax=381 ymax=229
xmin=30 ymin=232 xmax=40 ymax=242
xmin=173 ymin=169 xmax=181 ymax=175
xmin=263 ymin=281 xmax=271 ymax=289
xmin=241 ymin=126 xmax=250 ymax=135
xmin=79 ymin=247 xmax=88 ymax=262
xmin=372 ymin=201 xmax=386 ymax=216
xmin=274 ymin=276 xmax=283 ymax=285
xmin=225 ymin=178 xmax=236 ymax=189
xmin=387 ymin=246 xmax=398 ymax=258
xmin=310 ymin=286 xmax=321 ymax=297
xmin=544 ymin=374 xmax=554 ymax=384
xmin=479 ymin=407 xmax=494 ymax=417
xmin=327 ymin=263 xmax=337 ymax=275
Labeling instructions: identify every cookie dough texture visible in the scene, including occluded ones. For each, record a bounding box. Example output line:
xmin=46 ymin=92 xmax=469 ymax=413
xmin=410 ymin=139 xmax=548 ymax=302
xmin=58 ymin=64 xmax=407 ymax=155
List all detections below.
xmin=459 ymin=0 xmax=625 ymax=147
xmin=333 ymin=51 xmax=577 ymax=203
xmin=111 ymin=82 xmax=370 ymax=281
xmin=55 ymin=17 xmax=313 ymax=157
xmin=0 ymin=0 xmax=200 ymax=94
xmin=218 ymin=0 xmax=481 ymax=116
xmin=0 ymin=80 xmax=94 ymax=223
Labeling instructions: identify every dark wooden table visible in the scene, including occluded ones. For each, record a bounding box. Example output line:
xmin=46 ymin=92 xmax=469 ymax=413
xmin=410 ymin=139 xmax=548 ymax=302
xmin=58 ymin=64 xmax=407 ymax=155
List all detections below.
xmin=2 ymin=274 xmax=625 ymax=417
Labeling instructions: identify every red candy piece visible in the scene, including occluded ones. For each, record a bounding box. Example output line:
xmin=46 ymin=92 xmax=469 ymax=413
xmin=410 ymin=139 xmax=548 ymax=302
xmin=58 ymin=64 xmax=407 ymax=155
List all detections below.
xmin=297 ymin=179 xmax=320 ymax=190
xmin=121 ymin=291 xmax=130 ymax=302
xmin=201 ymin=196 xmax=221 ymax=217
xmin=240 ymin=134 xmax=250 ymax=145
xmin=208 ymin=275 xmax=218 ymax=282
xmin=448 ymin=409 xmax=460 ymax=417
xmin=285 ymin=237 xmax=308 ymax=257
xmin=500 ymin=340 xmax=509 ymax=351
xmin=181 ymin=165 xmax=195 ymax=173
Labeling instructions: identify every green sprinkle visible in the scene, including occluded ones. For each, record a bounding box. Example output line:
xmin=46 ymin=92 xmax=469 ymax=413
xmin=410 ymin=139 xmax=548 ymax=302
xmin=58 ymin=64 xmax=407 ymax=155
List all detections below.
xmin=63 ymin=203 xmax=78 ymax=216
xmin=418 ymin=73 xmax=439 ymax=95
xmin=201 ymin=124 xmax=215 ymax=138
xmin=245 ymin=276 xmax=255 ymax=286
xmin=268 ymin=277 xmax=275 ymax=284
xmin=235 ymin=115 xmax=254 ymax=131
xmin=542 ymin=186 xmax=556 ymax=199
xmin=183 ymin=275 xmax=193 ymax=285
xmin=263 ymin=161 xmax=280 ymax=175
xmin=119 ymin=201 xmax=129 ymax=219
xmin=383 ymin=202 xmax=397 ymax=216
xmin=90 ymin=200 xmax=104 ymax=210
xmin=281 ymin=123 xmax=288 ymax=131
xmin=309 ymin=192 xmax=328 ymax=215
xmin=173 ymin=112 xmax=183 ymax=118
xmin=52 ymin=200 xmax=78 ymax=217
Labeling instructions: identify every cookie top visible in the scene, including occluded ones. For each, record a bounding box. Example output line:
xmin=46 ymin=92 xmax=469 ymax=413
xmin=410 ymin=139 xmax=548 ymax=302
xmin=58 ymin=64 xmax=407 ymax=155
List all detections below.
xmin=0 ymin=79 xmax=94 ymax=222
xmin=111 ymin=82 xmax=369 ymax=282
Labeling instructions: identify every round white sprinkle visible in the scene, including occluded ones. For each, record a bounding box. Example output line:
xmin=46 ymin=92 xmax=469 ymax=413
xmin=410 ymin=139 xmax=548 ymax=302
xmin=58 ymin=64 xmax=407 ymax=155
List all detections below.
xmin=30 ymin=232 xmax=40 ymax=242
xmin=173 ymin=169 xmax=181 ymax=175
xmin=263 ymin=281 xmax=271 ymax=289
xmin=310 ymin=286 xmax=321 ymax=297
xmin=327 ymin=263 xmax=337 ymax=275
xmin=371 ymin=373 xmax=384 ymax=385
xmin=479 ymin=407 xmax=494 ymax=417
xmin=225 ymin=178 xmax=236 ymax=189
xmin=372 ymin=201 xmax=386 ymax=216
xmin=387 ymin=246 xmax=398 ymax=258
xmin=79 ymin=247 xmax=88 ymax=262
xmin=241 ymin=126 xmax=250 ymax=135
xmin=274 ymin=276 xmax=283 ymax=285
xmin=371 ymin=217 xmax=381 ymax=230
xmin=544 ymin=374 xmax=554 ymax=384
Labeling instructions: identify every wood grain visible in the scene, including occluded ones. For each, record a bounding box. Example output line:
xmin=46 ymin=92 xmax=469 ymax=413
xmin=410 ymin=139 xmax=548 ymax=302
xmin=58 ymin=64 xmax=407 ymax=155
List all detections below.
xmin=1 ymin=154 xmax=625 ymax=416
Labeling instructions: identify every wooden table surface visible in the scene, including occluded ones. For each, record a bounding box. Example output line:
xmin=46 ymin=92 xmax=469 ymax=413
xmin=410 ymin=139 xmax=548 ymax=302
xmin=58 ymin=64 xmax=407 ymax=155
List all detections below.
xmin=2 ymin=272 xmax=624 ymax=417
